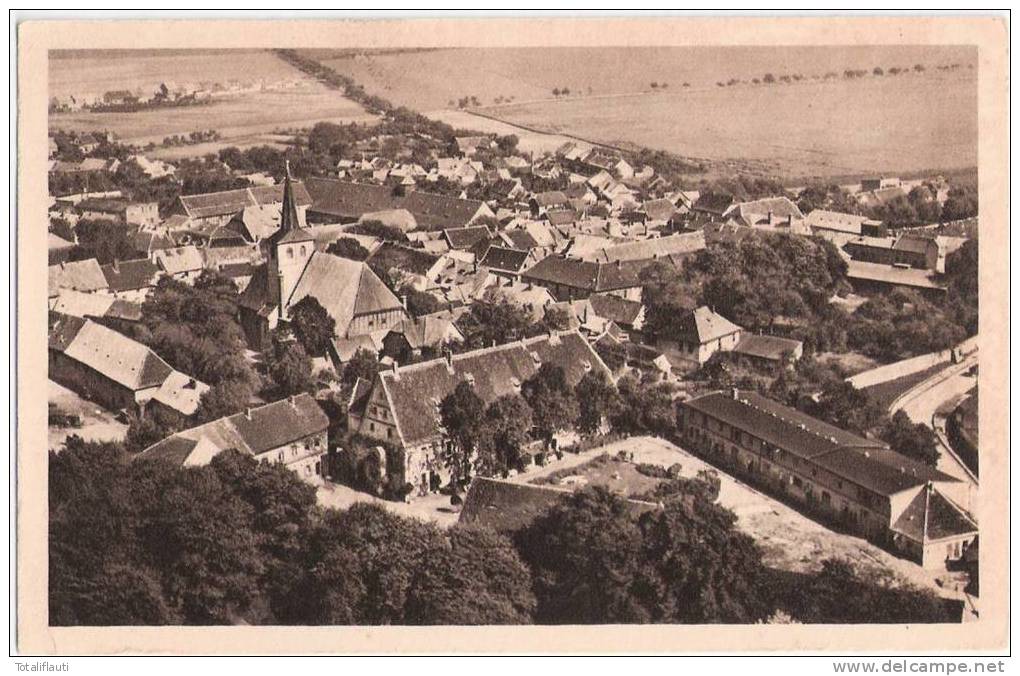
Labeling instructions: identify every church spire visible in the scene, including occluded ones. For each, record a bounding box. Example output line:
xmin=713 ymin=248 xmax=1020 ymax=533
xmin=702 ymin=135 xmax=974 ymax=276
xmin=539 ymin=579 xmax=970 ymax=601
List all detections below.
xmin=280 ymin=160 xmax=300 ymax=233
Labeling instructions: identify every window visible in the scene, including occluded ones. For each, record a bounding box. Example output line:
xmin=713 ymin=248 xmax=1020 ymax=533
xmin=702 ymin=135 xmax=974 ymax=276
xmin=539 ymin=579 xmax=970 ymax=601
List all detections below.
xmin=369 ymin=422 xmax=375 ymax=432
xmin=287 ymin=247 xmax=294 ymax=259
xmin=300 ymin=245 xmax=306 ymax=256
xmin=387 ymin=428 xmax=393 ymax=439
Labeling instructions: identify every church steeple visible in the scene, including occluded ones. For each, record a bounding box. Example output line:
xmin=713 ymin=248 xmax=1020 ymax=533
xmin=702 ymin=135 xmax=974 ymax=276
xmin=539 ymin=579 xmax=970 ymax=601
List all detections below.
xmin=280 ymin=160 xmax=300 ymax=234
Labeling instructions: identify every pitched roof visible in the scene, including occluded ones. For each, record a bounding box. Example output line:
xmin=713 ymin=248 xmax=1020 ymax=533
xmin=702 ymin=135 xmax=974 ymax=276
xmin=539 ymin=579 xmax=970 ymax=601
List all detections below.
xmin=286 ymin=252 xmax=403 ymax=332
xmin=49 ymin=232 xmax=76 ymax=251
xmin=480 ymin=246 xmax=531 ymax=274
xmin=531 ymin=191 xmax=569 ymax=208
xmin=500 ymin=229 xmax=541 ymax=251
xmin=443 ymin=225 xmax=492 ymax=250
xmin=57 ymin=319 xmax=174 ymax=391
xmin=48 ymin=312 xmax=86 ymax=351
xmin=101 ymin=259 xmax=161 ymax=292
xmin=138 ymin=393 xmax=328 ymax=465
xmin=49 ymin=289 xmax=142 ymax=323
xmin=679 ymin=306 xmax=742 ymax=344
xmin=585 ymin=232 xmax=706 ymax=263
xmin=460 ymin=477 xmax=659 ymax=533
xmin=804 ymin=209 xmax=868 ymax=235
xmin=891 ymin=485 xmax=977 ymax=543
xmin=49 ymin=258 xmax=109 ymax=295
xmin=845 ymin=260 xmax=946 ymax=291
xmin=588 ymin=293 xmax=643 ymax=326
xmin=386 ymin=315 xmax=461 ymax=350
xmin=150 ymin=370 xmax=209 ymax=416
xmin=375 ymin=330 xmax=609 ymax=448
xmin=304 ymin=178 xmax=491 ymax=231
xmin=693 ymin=192 xmax=734 ymax=215
xmin=725 ymin=197 xmax=804 ymax=225
xmin=153 ymin=245 xmax=204 ymax=275
xmin=733 ymin=334 xmax=803 ymax=361
xmin=522 ymin=255 xmax=661 ymax=294
xmin=178 ymin=182 xmax=312 ymax=220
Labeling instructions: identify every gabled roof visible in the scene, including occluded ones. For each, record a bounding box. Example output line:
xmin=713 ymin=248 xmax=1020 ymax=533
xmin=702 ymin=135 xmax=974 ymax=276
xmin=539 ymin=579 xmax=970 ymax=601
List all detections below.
xmin=480 ymin=246 xmax=531 ymax=274
xmin=588 ymin=293 xmax=643 ymax=326
xmin=499 ymin=229 xmax=541 ymax=251
xmin=56 ymin=319 xmax=174 ymax=391
xmin=153 ymin=246 xmax=204 ymax=275
xmin=642 ymin=198 xmax=677 ymax=222
xmin=50 ymin=290 xmax=143 ymax=323
xmin=386 ymin=315 xmax=462 ymax=350
xmin=733 ymin=334 xmax=803 ymax=361
xmin=304 ymin=178 xmax=491 ymax=231
xmin=443 ymin=225 xmax=492 ymax=250
xmin=48 ymin=312 xmax=86 ymax=351
xmin=460 ymin=476 xmax=659 ymax=533
xmin=679 ymin=306 xmax=742 ymax=344
xmin=724 ymin=196 xmax=804 ymax=225
xmin=585 ymin=232 xmax=706 ymax=263
xmin=522 ymin=255 xmax=665 ymax=294
xmin=49 ymin=258 xmax=109 ymax=295
xmin=374 ymin=330 xmax=609 ymax=448
xmin=178 ymin=182 xmax=312 ymax=220
xmin=692 ymin=193 xmax=734 ymax=215
xmin=150 ymin=370 xmax=209 ymax=416
xmin=138 ymin=393 xmax=328 ymax=465
xmin=531 ymin=191 xmax=570 ymax=208
xmin=101 ymin=259 xmax=161 ymax=293
xmin=804 ymin=209 xmax=868 ymax=235
xmin=286 ymin=252 xmax=403 ymax=333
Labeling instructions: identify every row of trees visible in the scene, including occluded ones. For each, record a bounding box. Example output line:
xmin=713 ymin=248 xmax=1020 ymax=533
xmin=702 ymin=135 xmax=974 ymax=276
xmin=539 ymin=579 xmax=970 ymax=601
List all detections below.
xmin=50 ymin=437 xmax=953 ymax=625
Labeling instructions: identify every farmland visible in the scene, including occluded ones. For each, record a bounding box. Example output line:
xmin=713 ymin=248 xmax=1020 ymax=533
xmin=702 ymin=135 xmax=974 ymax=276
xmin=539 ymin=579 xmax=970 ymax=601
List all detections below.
xmin=316 ymin=46 xmax=977 ymax=180
xmin=49 ymin=49 xmax=377 ymax=153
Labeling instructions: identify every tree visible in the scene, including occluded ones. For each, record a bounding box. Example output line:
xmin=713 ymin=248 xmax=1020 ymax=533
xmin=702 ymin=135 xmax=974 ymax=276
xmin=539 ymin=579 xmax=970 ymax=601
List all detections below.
xmin=69 ymin=219 xmax=136 ymax=265
xmin=405 ymin=525 xmax=536 ymax=624
xmin=481 ymin=394 xmax=534 ymax=476
xmin=124 ymin=408 xmax=180 ymax=453
xmin=326 ymin=237 xmax=370 ymax=261
xmin=613 ymin=374 xmax=677 ymax=436
xmin=574 ymin=370 xmax=620 ymax=435
xmin=540 ymin=305 xmax=573 ymax=332
xmin=399 ymin=285 xmax=442 ymax=317
xmin=521 ymin=364 xmax=579 ymax=444
xmin=881 ymin=411 xmax=940 ymax=467
xmin=264 ymin=333 xmax=315 ymax=398
xmin=516 ymin=487 xmax=654 ymax=623
xmin=439 ymin=381 xmax=487 ymax=486
xmin=458 ymin=297 xmax=534 ymax=349
xmin=341 ymin=348 xmax=380 ymax=386
xmin=809 ymin=380 xmax=887 ymax=436
xmin=288 ymin=296 xmax=336 ymax=357
xmin=495 ymin=134 xmax=519 ymax=155
xmin=195 ymin=379 xmax=258 ymax=423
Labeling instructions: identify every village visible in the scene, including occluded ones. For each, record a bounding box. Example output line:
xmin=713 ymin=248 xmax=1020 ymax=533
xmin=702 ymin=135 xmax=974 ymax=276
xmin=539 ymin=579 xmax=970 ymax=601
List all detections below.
xmin=45 ymin=52 xmax=982 ymax=626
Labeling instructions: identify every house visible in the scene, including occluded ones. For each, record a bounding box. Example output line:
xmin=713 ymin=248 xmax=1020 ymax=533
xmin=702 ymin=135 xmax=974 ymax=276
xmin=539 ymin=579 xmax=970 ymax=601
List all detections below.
xmin=238 ymin=172 xmax=407 ymax=350
xmin=443 ymin=225 xmax=492 ymax=251
xmin=358 ymin=208 xmax=417 ymax=233
xmin=588 ymin=293 xmax=645 ymax=334
xmin=136 ymin=393 xmax=329 ymax=482
xmin=348 ymin=330 xmax=611 ymax=496
xmin=845 ymin=260 xmax=947 ymax=299
xmin=75 ymin=199 xmax=160 ymax=227
xmin=860 ymin=176 xmax=901 ymax=192
xmin=101 ymin=258 xmax=162 ymax=301
xmin=521 ymin=254 xmax=667 ymax=302
xmin=48 ymin=258 xmax=109 ymax=297
xmin=380 ymin=314 xmax=464 ymax=363
xmin=127 ymin=154 xmax=175 ymax=179
xmin=690 ymin=193 xmax=735 ymax=223
xmin=491 ymin=281 xmax=556 ymax=321
xmin=529 ymin=191 xmax=571 ymax=217
xmin=804 ymin=209 xmax=886 ymax=239
xmin=131 ymin=228 xmax=179 ymax=258
xmin=176 ymin=182 xmax=313 ymax=227
xmin=723 ymin=197 xmax=807 ymax=234
xmin=454 ymin=135 xmax=493 ymax=156
xmin=578 ymin=231 xmax=706 ymax=264
xmin=48 ymin=315 xmax=206 ymax=418
xmin=642 ymin=198 xmax=678 ymax=225
xmin=856 ymin=186 xmax=908 ymax=211
xmin=479 ymin=246 xmax=534 ymax=280
xmin=366 ymin=242 xmax=446 ymax=291
xmin=304 ymin=178 xmax=495 ymax=230
xmin=153 ymin=245 xmax=205 ymax=283
xmin=679 ymin=389 xmax=976 ymax=568
xmin=843 ymin=234 xmax=940 ymax=270
xmin=672 ymin=306 xmax=743 ymax=366
xmin=731 ymin=333 xmax=804 ymax=370
xmin=49 ymin=289 xmax=143 ymax=333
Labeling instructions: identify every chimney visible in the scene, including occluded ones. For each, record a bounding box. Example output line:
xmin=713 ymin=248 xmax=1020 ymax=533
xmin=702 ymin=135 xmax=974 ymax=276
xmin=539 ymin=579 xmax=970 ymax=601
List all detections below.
xmin=400 ymin=294 xmax=407 ymax=310
xmin=391 ymin=360 xmax=400 ymax=380
xmin=730 ymin=387 xmax=739 ymax=400
xmin=767 ymin=210 xmax=774 ymax=226
xmin=245 ymin=407 xmax=253 ymax=420
xmin=615 ymin=259 xmax=622 ymax=269
xmin=444 ymin=348 xmax=454 ymax=369
xmin=111 ymin=259 xmax=120 ymax=273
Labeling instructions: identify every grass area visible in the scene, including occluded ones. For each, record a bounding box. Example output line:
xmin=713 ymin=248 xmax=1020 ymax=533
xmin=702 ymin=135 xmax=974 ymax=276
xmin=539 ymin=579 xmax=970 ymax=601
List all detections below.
xmin=862 ymin=362 xmax=949 ymax=410
xmin=529 ymin=453 xmax=663 ymax=498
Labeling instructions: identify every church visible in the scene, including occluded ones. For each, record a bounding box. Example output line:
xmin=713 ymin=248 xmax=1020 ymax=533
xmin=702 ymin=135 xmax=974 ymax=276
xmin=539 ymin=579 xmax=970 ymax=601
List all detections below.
xmin=238 ymin=168 xmax=407 ymax=351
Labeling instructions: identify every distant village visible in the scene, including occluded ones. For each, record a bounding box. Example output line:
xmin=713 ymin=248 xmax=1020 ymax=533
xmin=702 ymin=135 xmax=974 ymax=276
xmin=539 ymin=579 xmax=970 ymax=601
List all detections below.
xmin=49 ymin=76 xmax=314 ymax=113
xmin=46 ymin=69 xmax=981 ymax=623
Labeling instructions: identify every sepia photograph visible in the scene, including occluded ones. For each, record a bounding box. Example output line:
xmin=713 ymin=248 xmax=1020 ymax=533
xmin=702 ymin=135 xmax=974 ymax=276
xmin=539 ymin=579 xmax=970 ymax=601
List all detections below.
xmin=13 ymin=12 xmax=1010 ymax=659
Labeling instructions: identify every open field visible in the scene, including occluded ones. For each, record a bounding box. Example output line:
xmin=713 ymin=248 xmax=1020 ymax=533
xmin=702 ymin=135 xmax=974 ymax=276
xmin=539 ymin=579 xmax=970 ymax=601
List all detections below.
xmin=316 ymin=46 xmax=976 ymax=179
xmin=49 ymin=49 xmax=377 ymax=152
